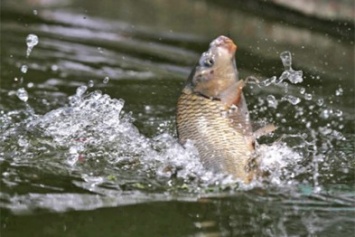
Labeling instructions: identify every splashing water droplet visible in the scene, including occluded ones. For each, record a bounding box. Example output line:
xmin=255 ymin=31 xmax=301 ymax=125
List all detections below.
xmin=281 ymin=95 xmax=301 ymax=105
xmin=304 ymin=93 xmax=312 ymax=101
xmin=334 ymin=109 xmax=343 ymax=117
xmin=266 ymin=95 xmax=278 ymax=108
xmin=280 ymin=51 xmax=292 ymax=69
xmin=103 ymin=76 xmax=110 ymax=84
xmin=88 ymin=80 xmax=94 ymax=88
xmin=316 ymin=98 xmax=324 ymax=106
xmin=335 ymin=87 xmax=343 ymax=96
xmin=51 ymin=64 xmax=59 ymax=72
xmin=21 ymin=65 xmax=28 ymax=74
xmin=76 ymin=85 xmax=87 ymax=97
xmin=320 ymin=109 xmax=330 ymax=119
xmin=276 ymin=51 xmax=303 ymax=84
xmin=299 ymin=87 xmax=306 ymax=94
xmin=16 ymin=88 xmax=29 ymax=102
xmin=288 ymin=70 xmax=303 ymax=84
xmin=26 ymin=34 xmax=39 ymax=58
xmin=260 ymin=76 xmax=276 ymax=87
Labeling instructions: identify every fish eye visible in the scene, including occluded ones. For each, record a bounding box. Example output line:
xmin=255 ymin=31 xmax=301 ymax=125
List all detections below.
xmin=199 ymin=55 xmax=214 ymax=68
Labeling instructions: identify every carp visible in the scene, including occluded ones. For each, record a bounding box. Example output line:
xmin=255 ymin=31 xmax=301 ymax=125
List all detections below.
xmin=176 ymin=35 xmax=274 ymax=183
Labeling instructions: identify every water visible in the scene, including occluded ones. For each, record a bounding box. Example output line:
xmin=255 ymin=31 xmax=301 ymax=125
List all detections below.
xmin=26 ymin=34 xmax=39 ymax=58
xmin=1 ymin=1 xmax=354 ymax=236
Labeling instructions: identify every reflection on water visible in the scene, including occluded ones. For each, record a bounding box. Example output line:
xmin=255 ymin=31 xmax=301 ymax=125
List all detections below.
xmin=1 ymin=0 xmax=354 ymax=236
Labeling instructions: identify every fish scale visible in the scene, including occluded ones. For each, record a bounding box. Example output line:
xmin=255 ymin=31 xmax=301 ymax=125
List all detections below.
xmin=177 ymin=92 xmax=255 ymax=182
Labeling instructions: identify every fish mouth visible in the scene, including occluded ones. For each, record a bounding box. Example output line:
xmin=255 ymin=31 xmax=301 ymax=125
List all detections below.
xmin=210 ymin=35 xmax=237 ymax=54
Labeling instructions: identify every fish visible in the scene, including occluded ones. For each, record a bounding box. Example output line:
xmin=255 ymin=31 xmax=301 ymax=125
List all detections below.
xmin=176 ymin=35 xmax=275 ymax=183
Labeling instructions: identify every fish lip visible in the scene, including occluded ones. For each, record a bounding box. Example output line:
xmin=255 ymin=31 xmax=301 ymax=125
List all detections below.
xmin=210 ymin=35 xmax=237 ymax=54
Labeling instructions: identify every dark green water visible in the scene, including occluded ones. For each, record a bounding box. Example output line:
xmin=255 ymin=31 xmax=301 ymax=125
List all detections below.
xmin=1 ymin=0 xmax=354 ymax=236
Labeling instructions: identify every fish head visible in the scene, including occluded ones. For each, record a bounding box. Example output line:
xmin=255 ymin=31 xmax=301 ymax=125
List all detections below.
xmin=185 ymin=35 xmax=239 ymax=99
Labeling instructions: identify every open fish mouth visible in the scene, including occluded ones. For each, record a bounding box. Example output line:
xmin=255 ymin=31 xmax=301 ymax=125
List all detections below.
xmin=210 ymin=35 xmax=237 ymax=54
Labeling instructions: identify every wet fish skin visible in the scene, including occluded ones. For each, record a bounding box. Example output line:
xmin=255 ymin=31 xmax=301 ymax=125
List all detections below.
xmin=176 ymin=35 xmax=256 ymax=183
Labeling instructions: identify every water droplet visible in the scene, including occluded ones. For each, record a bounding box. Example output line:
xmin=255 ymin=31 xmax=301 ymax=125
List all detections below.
xmin=335 ymin=87 xmax=343 ymax=96
xmin=88 ymin=80 xmax=94 ymax=88
xmin=33 ymin=10 xmax=38 ymax=15
xmin=51 ymin=64 xmax=59 ymax=72
xmin=280 ymin=51 xmax=292 ymax=69
xmin=260 ymin=76 xmax=276 ymax=87
xmin=304 ymin=93 xmax=312 ymax=101
xmin=288 ymin=70 xmax=303 ymax=83
xmin=316 ymin=98 xmax=324 ymax=106
xmin=76 ymin=85 xmax=87 ymax=97
xmin=97 ymin=47 xmax=103 ymax=53
xmin=26 ymin=34 xmax=39 ymax=57
xmin=281 ymin=95 xmax=301 ymax=105
xmin=320 ymin=109 xmax=330 ymax=119
xmin=20 ymin=65 xmax=28 ymax=73
xmin=144 ymin=105 xmax=152 ymax=112
xmin=334 ymin=109 xmax=343 ymax=117
xmin=266 ymin=95 xmax=278 ymax=108
xmin=27 ymin=82 xmax=34 ymax=88
xmin=299 ymin=87 xmax=306 ymax=94
xmin=276 ymin=71 xmax=290 ymax=84
xmin=16 ymin=88 xmax=29 ymax=102
xmin=103 ymin=76 xmax=110 ymax=84
xmin=306 ymin=122 xmax=311 ymax=128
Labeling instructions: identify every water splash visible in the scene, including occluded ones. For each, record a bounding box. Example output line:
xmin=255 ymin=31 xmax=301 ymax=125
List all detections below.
xmin=26 ymin=34 xmax=39 ymax=58
xmin=16 ymin=88 xmax=29 ymax=102
xmin=277 ymin=51 xmax=303 ymax=84
xmin=266 ymin=95 xmax=278 ymax=108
